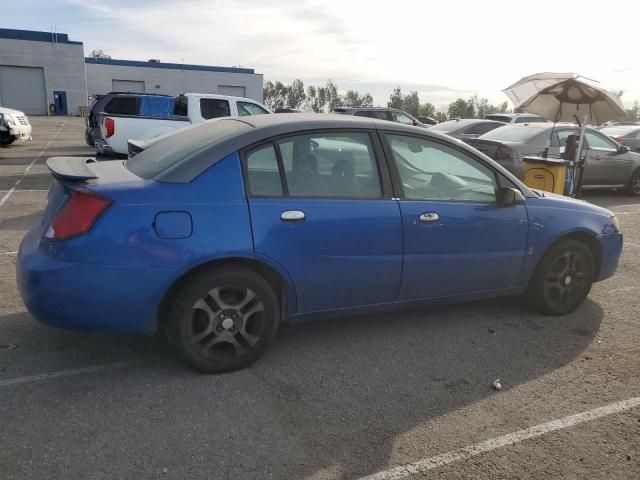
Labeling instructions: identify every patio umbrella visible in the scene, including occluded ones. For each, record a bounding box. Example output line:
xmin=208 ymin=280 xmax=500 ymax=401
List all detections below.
xmin=503 ymin=72 xmax=626 ymax=124
xmin=502 ymin=72 xmax=626 ymax=196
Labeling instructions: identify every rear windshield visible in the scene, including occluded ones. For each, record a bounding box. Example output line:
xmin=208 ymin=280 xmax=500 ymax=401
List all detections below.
xmin=126 ymin=119 xmax=247 ymax=179
xmin=103 ymin=96 xmax=175 ymax=118
xmin=479 ymin=125 xmax=545 ymax=142
xmin=429 ymin=121 xmax=463 ymax=132
xmin=600 ymin=126 xmax=638 ymax=137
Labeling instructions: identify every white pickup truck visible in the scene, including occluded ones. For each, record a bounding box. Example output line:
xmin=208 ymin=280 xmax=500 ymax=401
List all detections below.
xmin=96 ymin=93 xmax=270 ymax=156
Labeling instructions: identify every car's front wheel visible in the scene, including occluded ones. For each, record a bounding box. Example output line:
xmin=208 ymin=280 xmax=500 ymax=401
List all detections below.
xmin=627 ymin=169 xmax=640 ymax=196
xmin=0 ymin=132 xmax=16 ymax=146
xmin=167 ymin=267 xmax=280 ymax=373
xmin=526 ymin=239 xmax=595 ymax=315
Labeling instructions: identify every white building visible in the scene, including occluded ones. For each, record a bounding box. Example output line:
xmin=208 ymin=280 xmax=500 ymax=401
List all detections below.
xmin=0 ymin=28 xmax=263 ymax=116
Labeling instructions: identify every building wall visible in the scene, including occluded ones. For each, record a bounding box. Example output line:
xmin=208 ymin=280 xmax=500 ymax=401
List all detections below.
xmin=0 ymin=36 xmax=87 ymax=115
xmin=85 ymin=62 xmax=264 ymax=103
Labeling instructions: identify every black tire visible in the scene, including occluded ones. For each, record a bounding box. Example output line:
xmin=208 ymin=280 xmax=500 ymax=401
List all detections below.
xmin=526 ymin=239 xmax=595 ymax=315
xmin=166 ymin=267 xmax=279 ymax=373
xmin=0 ymin=133 xmax=16 ymax=146
xmin=627 ymin=168 xmax=640 ymax=196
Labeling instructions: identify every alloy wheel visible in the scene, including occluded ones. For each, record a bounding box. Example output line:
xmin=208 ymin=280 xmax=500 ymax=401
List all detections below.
xmin=188 ymin=286 xmax=266 ymax=361
xmin=543 ymin=250 xmax=589 ymax=311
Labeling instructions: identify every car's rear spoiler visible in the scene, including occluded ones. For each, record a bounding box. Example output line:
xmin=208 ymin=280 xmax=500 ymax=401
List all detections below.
xmin=46 ymin=157 xmax=99 ymax=181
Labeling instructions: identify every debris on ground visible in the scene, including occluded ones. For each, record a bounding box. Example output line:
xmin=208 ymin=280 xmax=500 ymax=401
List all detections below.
xmin=492 ymin=379 xmax=502 ymax=391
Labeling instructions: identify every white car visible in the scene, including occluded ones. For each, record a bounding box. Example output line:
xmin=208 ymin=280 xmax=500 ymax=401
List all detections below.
xmin=0 ymin=107 xmax=32 ymax=146
xmin=96 ymin=93 xmax=270 ymax=156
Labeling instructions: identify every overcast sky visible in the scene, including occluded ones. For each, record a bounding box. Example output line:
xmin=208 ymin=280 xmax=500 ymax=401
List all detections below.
xmin=4 ymin=0 xmax=639 ymax=109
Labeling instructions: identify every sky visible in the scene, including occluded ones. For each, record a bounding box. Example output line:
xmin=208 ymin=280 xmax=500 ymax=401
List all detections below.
xmin=4 ymin=0 xmax=640 ymax=110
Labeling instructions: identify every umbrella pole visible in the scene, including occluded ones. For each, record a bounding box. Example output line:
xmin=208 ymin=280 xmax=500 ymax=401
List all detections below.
xmin=572 ymin=115 xmax=588 ymax=197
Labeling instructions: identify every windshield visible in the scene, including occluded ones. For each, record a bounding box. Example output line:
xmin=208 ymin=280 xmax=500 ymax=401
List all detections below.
xmin=479 ymin=125 xmax=545 ymax=142
xmin=126 ymin=119 xmax=247 ymax=179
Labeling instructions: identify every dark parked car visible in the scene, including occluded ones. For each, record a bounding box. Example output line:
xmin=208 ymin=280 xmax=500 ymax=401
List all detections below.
xmin=467 ymin=123 xmax=640 ymax=195
xmin=599 ymin=125 xmax=640 ymax=153
xmin=429 ymin=119 xmax=506 ymax=140
xmin=85 ymin=92 xmax=174 ymax=149
xmin=19 ymin=114 xmax=623 ymax=373
xmin=334 ymin=107 xmax=429 ymax=127
xmin=485 ymin=113 xmax=547 ymax=124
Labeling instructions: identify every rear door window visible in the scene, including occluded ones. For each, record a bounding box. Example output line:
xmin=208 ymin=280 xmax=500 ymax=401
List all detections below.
xmin=276 ymin=132 xmax=382 ymax=198
xmin=200 ymin=99 xmax=231 ymax=119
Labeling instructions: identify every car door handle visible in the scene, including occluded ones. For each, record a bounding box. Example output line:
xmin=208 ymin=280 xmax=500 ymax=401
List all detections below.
xmin=419 ymin=212 xmax=440 ymax=223
xmin=281 ymin=210 xmax=305 ymax=222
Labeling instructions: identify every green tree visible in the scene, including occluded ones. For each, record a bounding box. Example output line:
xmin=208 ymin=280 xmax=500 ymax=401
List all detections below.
xmin=418 ymin=102 xmax=436 ymax=118
xmin=434 ymin=111 xmax=448 ymax=122
xmin=263 ymin=80 xmax=289 ymax=109
xmin=625 ymin=100 xmax=640 ymax=121
xmin=305 ymin=85 xmax=327 ymax=112
xmin=344 ymin=90 xmax=373 ymax=107
xmin=324 ymin=80 xmax=343 ymax=111
xmin=448 ymin=98 xmax=475 ymax=119
xmin=388 ymin=87 xmax=404 ymax=110
xmin=402 ymin=91 xmax=420 ymax=116
xmin=286 ymin=79 xmax=306 ymax=109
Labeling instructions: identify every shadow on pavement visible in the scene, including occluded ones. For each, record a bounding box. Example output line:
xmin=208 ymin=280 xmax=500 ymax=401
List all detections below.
xmin=0 ymin=296 xmax=603 ymax=479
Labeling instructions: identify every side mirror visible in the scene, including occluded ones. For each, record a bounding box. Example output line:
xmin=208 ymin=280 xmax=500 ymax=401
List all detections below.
xmin=617 ymin=144 xmax=630 ymax=154
xmin=497 ymin=187 xmax=526 ymax=206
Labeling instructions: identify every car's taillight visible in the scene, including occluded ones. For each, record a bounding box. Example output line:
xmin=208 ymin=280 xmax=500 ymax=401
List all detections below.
xmin=45 ymin=189 xmax=111 ymax=241
xmin=105 ymin=117 xmax=115 ymax=138
xmin=494 ymin=145 xmax=517 ymax=160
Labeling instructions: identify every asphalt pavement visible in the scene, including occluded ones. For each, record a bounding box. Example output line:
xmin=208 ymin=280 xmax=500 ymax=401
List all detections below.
xmin=0 ymin=117 xmax=638 ymax=479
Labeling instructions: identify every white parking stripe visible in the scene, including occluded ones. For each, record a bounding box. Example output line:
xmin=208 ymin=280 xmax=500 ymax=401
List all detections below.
xmin=625 ymin=242 xmax=640 ymax=248
xmin=0 ymin=362 xmax=129 ymax=387
xmin=356 ymin=396 xmax=640 ymax=480
xmin=0 ymin=252 xmax=18 ymax=255
xmin=0 ymin=122 xmax=64 ymax=209
xmin=0 ymin=189 xmax=49 ymax=193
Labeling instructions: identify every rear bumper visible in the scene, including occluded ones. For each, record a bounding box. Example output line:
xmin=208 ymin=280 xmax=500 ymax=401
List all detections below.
xmin=17 ymin=227 xmax=177 ymax=334
xmin=596 ymin=232 xmax=623 ymax=281
xmin=94 ymin=139 xmax=115 ymax=155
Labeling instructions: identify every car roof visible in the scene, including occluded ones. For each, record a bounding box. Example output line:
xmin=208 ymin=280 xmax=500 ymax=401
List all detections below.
xmin=184 ymin=92 xmax=265 ymax=103
xmin=438 ymin=118 xmax=505 ymax=125
xmin=153 ymin=113 xmax=497 ymax=182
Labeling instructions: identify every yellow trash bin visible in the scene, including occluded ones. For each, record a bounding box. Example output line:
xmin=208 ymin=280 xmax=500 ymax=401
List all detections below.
xmin=523 ymin=156 xmax=568 ymax=195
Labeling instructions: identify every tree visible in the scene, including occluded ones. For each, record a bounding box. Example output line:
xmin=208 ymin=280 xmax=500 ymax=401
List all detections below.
xmin=625 ymin=100 xmax=640 ymax=121
xmin=305 ymin=85 xmax=327 ymax=113
xmin=448 ymin=98 xmax=475 ymax=119
xmin=324 ymin=80 xmax=343 ymax=111
xmin=90 ymin=49 xmax=111 ymax=59
xmin=418 ymin=102 xmax=436 ymax=119
xmin=402 ymin=91 xmax=420 ymax=116
xmin=434 ymin=111 xmax=448 ymax=123
xmin=263 ymin=80 xmax=289 ymax=109
xmin=344 ymin=90 xmax=373 ymax=107
xmin=388 ymin=87 xmax=404 ymax=110
xmin=286 ymin=79 xmax=306 ymax=109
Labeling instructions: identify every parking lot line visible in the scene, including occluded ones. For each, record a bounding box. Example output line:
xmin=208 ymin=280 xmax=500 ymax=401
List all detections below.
xmin=0 ymin=122 xmax=65 ymax=209
xmin=0 ymin=361 xmax=129 ymax=387
xmin=356 ymin=396 xmax=640 ymax=480
xmin=625 ymin=242 xmax=640 ymax=249
xmin=0 ymin=251 xmax=17 ymax=255
xmin=0 ymin=189 xmax=49 ymax=193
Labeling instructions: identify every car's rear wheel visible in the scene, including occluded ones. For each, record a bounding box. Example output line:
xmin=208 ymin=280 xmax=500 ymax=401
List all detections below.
xmin=167 ymin=268 xmax=279 ymax=373
xmin=526 ymin=239 xmax=595 ymax=315
xmin=627 ymin=169 xmax=640 ymax=196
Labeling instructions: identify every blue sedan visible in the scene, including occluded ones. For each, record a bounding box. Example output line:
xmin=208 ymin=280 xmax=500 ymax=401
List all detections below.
xmin=17 ymin=114 xmax=623 ymax=373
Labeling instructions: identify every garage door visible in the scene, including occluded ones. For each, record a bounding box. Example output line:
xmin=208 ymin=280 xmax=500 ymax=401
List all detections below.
xmin=0 ymin=66 xmax=47 ymax=115
xmin=218 ymin=85 xmax=246 ymax=97
xmin=112 ymin=80 xmax=145 ymax=93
